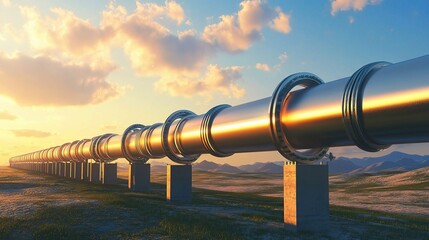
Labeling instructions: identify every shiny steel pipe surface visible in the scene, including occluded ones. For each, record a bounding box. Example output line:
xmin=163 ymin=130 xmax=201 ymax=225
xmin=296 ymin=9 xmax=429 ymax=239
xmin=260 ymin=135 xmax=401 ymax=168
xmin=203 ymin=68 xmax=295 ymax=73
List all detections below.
xmin=9 ymin=55 xmax=429 ymax=166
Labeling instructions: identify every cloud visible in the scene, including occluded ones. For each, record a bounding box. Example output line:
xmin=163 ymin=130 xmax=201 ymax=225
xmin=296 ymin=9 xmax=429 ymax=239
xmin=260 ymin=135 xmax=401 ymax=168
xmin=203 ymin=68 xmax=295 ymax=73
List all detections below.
xmin=20 ymin=6 xmax=115 ymax=70
xmin=202 ymin=0 xmax=291 ymax=52
xmin=1 ymin=0 xmax=10 ymax=7
xmin=154 ymin=64 xmax=245 ymax=99
xmin=0 ymin=110 xmax=16 ymax=120
xmin=11 ymin=129 xmax=51 ymax=138
xmin=0 ymin=54 xmax=119 ymax=106
xmin=274 ymin=51 xmax=288 ymax=69
xmin=120 ymin=19 xmax=213 ymax=76
xmin=12 ymin=1 xmax=289 ymax=101
xmin=255 ymin=63 xmax=270 ymax=72
xmin=270 ymin=7 xmax=291 ymax=33
xmin=331 ymin=0 xmax=382 ymax=15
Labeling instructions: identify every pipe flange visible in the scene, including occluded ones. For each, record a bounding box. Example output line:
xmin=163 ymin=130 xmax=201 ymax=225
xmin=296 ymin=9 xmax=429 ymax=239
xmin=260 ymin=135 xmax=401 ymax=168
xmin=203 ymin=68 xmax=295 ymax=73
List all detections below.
xmin=102 ymin=134 xmax=118 ymax=161
xmin=173 ymin=115 xmax=194 ymax=157
xmin=75 ymin=139 xmax=90 ymax=162
xmin=134 ymin=125 xmax=150 ymax=158
xmin=58 ymin=143 xmax=70 ymax=162
xmin=200 ymin=104 xmax=233 ymax=157
xmin=144 ymin=123 xmax=163 ymax=159
xmin=342 ymin=61 xmax=391 ymax=152
xmin=69 ymin=140 xmax=80 ymax=162
xmin=90 ymin=134 xmax=116 ymax=162
xmin=121 ymin=124 xmax=149 ymax=163
xmin=161 ymin=110 xmax=201 ymax=164
xmin=270 ymin=72 xmax=329 ymax=164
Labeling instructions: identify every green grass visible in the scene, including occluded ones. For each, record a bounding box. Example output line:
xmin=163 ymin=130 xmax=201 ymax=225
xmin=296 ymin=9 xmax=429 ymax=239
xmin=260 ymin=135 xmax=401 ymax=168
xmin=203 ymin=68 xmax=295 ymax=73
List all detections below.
xmin=331 ymin=205 xmax=429 ymax=231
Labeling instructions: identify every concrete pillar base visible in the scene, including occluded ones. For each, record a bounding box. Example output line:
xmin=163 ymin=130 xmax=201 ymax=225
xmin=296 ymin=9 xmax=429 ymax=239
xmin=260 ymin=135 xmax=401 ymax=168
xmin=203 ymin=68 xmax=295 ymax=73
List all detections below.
xmin=54 ymin=162 xmax=58 ymax=176
xmin=89 ymin=162 xmax=101 ymax=183
xmin=74 ymin=162 xmax=82 ymax=180
xmin=284 ymin=163 xmax=329 ymax=232
xmin=167 ymin=164 xmax=192 ymax=203
xmin=128 ymin=162 xmax=150 ymax=192
xmin=102 ymin=163 xmax=117 ymax=185
xmin=81 ymin=161 xmax=88 ymax=181
xmin=70 ymin=162 xmax=76 ymax=179
xmin=65 ymin=162 xmax=71 ymax=178
xmin=62 ymin=162 xmax=68 ymax=177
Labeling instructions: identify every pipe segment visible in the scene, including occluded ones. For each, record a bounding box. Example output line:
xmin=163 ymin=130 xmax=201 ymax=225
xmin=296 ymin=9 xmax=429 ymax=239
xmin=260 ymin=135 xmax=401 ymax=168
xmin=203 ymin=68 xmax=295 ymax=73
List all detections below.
xmin=10 ymin=55 xmax=429 ymax=166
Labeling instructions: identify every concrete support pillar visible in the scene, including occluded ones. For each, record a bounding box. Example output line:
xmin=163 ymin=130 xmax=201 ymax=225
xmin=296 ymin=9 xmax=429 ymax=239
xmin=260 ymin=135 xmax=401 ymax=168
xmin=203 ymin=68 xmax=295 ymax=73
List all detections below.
xmin=62 ymin=162 xmax=67 ymax=177
xmin=89 ymin=162 xmax=100 ymax=183
xmin=283 ymin=163 xmax=329 ymax=232
xmin=128 ymin=162 xmax=150 ymax=192
xmin=48 ymin=162 xmax=53 ymax=174
xmin=101 ymin=162 xmax=117 ymax=185
xmin=65 ymin=162 xmax=69 ymax=176
xmin=74 ymin=162 xmax=82 ymax=180
xmin=82 ymin=161 xmax=88 ymax=181
xmin=166 ymin=164 xmax=192 ymax=203
xmin=70 ymin=162 xmax=75 ymax=179
xmin=54 ymin=162 xmax=58 ymax=176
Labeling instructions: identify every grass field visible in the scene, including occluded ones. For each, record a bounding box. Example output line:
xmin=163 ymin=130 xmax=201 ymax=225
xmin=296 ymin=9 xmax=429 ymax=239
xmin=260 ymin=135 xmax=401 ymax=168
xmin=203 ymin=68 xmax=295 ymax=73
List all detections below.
xmin=0 ymin=166 xmax=428 ymax=239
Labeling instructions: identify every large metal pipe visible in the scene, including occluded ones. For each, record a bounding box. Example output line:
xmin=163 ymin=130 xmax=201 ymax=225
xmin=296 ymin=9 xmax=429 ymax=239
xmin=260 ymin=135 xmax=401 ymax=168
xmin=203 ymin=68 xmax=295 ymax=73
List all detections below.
xmin=9 ymin=55 xmax=429 ymax=166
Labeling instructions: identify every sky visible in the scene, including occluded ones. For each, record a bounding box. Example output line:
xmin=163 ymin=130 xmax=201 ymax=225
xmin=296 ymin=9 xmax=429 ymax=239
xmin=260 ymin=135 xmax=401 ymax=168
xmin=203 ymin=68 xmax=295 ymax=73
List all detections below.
xmin=0 ymin=0 xmax=429 ymax=166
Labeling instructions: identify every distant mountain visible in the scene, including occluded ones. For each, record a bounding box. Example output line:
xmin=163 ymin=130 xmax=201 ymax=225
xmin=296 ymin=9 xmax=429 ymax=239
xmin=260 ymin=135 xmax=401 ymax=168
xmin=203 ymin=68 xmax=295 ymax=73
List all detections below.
xmin=329 ymin=157 xmax=360 ymax=174
xmin=238 ymin=162 xmax=266 ymax=172
xmin=348 ymin=151 xmax=428 ymax=167
xmin=212 ymin=164 xmax=243 ymax=173
xmin=349 ymin=158 xmax=429 ymax=174
xmin=193 ymin=161 xmax=243 ymax=173
xmin=194 ymin=160 xmax=219 ymax=171
xmin=254 ymin=162 xmax=283 ymax=173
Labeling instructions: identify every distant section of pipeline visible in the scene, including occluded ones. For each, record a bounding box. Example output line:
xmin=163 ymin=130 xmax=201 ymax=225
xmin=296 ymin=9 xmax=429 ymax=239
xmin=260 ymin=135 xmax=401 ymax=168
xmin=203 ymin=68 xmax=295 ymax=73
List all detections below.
xmin=9 ymin=55 xmax=429 ymax=166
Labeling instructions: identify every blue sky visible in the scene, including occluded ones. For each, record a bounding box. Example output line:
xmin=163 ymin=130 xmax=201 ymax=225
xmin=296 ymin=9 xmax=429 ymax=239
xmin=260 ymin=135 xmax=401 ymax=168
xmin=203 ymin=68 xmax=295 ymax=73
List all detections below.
xmin=0 ymin=0 xmax=428 ymax=165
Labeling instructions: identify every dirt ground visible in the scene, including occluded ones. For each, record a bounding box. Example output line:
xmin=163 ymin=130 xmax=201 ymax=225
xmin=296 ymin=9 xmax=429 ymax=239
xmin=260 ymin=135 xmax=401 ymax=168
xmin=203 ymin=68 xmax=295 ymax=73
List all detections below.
xmin=1 ymin=166 xmax=428 ymax=239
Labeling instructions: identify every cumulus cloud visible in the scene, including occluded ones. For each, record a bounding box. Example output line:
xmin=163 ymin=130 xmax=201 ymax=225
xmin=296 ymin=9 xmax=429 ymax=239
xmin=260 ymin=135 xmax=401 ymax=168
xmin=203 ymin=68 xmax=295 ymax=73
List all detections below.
xmin=154 ymin=65 xmax=245 ymax=99
xmin=270 ymin=7 xmax=291 ymax=33
xmin=11 ymin=129 xmax=51 ymax=138
xmin=1 ymin=0 xmax=10 ymax=7
xmin=20 ymin=6 xmax=115 ymax=70
xmin=331 ymin=0 xmax=382 ymax=15
xmin=274 ymin=51 xmax=288 ymax=69
xmin=202 ymin=0 xmax=291 ymax=52
xmin=0 ymin=110 xmax=16 ymax=120
xmin=255 ymin=63 xmax=270 ymax=72
xmin=10 ymin=1 xmax=290 ymax=101
xmin=0 ymin=54 xmax=119 ymax=106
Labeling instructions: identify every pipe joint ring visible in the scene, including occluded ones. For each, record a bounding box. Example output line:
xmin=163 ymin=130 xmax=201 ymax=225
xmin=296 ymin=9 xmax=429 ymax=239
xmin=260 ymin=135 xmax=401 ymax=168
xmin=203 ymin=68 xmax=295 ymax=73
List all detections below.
xmin=75 ymin=139 xmax=90 ymax=162
xmin=200 ymin=104 xmax=233 ymax=157
xmin=270 ymin=72 xmax=329 ymax=164
xmin=143 ymin=123 xmax=163 ymax=159
xmin=342 ymin=62 xmax=391 ymax=152
xmin=121 ymin=124 xmax=149 ymax=163
xmin=134 ymin=125 xmax=151 ymax=159
xmin=58 ymin=143 xmax=70 ymax=162
xmin=90 ymin=134 xmax=116 ymax=162
xmin=161 ymin=110 xmax=201 ymax=164
xmin=69 ymin=140 xmax=80 ymax=162
xmin=173 ymin=115 xmax=195 ymax=157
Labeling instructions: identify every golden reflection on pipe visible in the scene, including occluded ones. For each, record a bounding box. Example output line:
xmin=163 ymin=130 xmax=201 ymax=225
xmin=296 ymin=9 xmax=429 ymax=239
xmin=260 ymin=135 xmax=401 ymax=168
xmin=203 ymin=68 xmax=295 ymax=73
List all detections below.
xmin=211 ymin=118 xmax=269 ymax=134
xmin=282 ymin=104 xmax=340 ymax=124
xmin=363 ymin=87 xmax=429 ymax=111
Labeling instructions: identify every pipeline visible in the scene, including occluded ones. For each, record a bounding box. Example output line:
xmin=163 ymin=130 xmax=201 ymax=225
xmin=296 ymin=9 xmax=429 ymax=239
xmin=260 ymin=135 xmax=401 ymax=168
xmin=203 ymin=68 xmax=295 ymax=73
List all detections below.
xmin=9 ymin=55 xmax=429 ymax=166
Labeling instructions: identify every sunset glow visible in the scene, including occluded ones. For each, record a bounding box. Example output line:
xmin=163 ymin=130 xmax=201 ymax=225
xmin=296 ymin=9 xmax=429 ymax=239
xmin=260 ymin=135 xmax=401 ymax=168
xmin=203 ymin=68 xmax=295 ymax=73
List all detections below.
xmin=1 ymin=0 xmax=429 ymax=166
